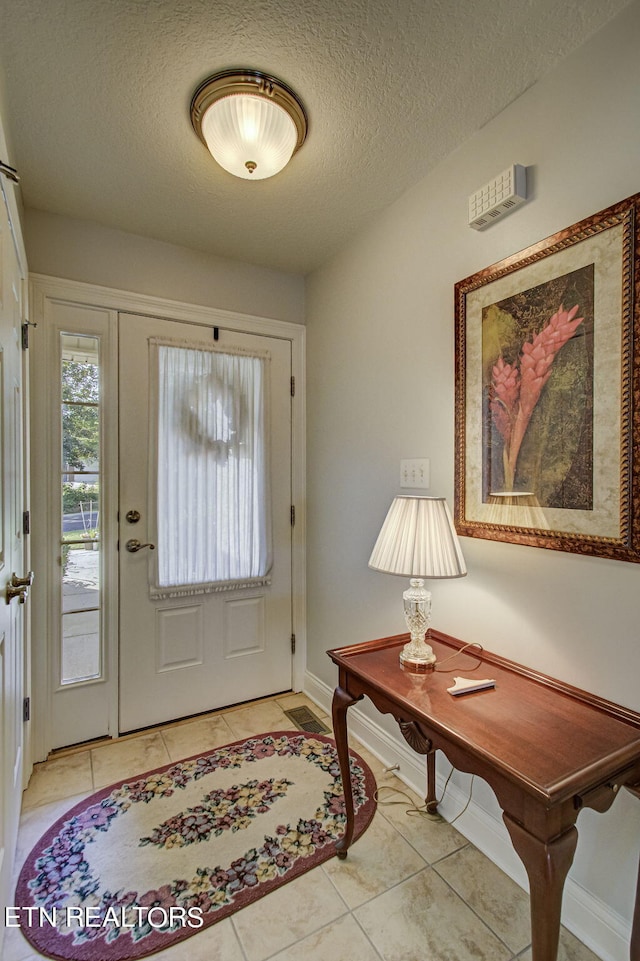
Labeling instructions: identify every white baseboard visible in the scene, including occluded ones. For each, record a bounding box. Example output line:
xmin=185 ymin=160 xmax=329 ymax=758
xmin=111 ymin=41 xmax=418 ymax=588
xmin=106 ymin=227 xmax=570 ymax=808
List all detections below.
xmin=304 ymin=669 xmax=632 ymax=961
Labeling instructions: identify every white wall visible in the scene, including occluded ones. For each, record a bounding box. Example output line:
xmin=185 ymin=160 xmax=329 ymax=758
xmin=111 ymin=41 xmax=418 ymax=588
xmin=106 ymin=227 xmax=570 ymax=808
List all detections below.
xmin=24 ymin=208 xmax=305 ymax=325
xmin=305 ymin=2 xmax=640 ymax=955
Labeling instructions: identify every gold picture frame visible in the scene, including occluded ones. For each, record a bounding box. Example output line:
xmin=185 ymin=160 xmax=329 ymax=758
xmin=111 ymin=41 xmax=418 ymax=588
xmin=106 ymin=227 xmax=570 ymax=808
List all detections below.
xmin=454 ymin=192 xmax=640 ymax=562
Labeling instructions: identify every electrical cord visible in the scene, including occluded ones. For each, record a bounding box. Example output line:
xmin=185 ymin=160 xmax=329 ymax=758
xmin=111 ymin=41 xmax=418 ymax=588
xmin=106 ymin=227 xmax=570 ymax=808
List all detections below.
xmin=434 ymin=641 xmax=484 ymax=673
xmin=374 ymin=767 xmax=475 ymax=825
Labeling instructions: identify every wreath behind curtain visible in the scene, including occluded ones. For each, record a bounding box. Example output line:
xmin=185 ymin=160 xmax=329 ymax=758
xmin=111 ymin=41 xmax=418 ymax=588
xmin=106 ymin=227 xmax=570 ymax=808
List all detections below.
xmin=149 ymin=339 xmax=272 ymax=598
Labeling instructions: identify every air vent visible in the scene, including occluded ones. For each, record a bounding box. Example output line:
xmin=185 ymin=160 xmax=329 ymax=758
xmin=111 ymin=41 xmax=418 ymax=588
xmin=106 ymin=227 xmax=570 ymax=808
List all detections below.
xmin=468 ymin=164 xmax=527 ymax=230
xmin=283 ymin=705 xmax=330 ymax=734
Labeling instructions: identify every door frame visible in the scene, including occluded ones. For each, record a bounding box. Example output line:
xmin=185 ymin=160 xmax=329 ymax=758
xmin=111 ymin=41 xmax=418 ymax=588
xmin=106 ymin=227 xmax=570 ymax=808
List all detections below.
xmin=0 ymin=118 xmax=30 ymax=951
xmin=29 ymin=274 xmax=306 ymax=762
xmin=0 ymin=110 xmax=30 ymax=784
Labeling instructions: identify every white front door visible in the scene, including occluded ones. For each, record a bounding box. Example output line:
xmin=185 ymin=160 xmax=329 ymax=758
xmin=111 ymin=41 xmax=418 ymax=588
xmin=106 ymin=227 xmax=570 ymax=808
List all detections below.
xmin=0 ymin=178 xmax=27 ymax=935
xmin=118 ymin=314 xmax=293 ymax=732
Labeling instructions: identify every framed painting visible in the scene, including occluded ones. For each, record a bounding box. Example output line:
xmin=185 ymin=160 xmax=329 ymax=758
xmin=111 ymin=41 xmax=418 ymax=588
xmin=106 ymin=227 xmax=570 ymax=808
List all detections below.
xmin=454 ymin=191 xmax=640 ymax=562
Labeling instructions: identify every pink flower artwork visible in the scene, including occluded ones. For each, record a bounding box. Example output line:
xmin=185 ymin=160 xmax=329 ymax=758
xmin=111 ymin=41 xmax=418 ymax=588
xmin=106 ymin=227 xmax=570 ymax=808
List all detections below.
xmin=489 ymin=304 xmax=584 ymax=491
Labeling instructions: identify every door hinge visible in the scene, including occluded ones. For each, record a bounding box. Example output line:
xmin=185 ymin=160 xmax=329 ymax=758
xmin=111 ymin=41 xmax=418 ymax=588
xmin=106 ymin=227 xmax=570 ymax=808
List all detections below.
xmin=290 ymin=375 xmax=295 ymax=397
xmin=23 ymin=697 xmax=30 ymax=722
xmin=21 ymin=320 xmax=37 ymax=350
xmin=291 ymin=633 xmax=296 ymax=654
xmin=23 ymin=510 xmax=30 ymax=535
xmin=290 ymin=505 xmax=295 ymax=527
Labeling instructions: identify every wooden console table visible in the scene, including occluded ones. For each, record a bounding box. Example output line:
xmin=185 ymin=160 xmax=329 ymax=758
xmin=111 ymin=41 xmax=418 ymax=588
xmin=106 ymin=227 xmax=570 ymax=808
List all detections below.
xmin=329 ymin=630 xmax=640 ymax=961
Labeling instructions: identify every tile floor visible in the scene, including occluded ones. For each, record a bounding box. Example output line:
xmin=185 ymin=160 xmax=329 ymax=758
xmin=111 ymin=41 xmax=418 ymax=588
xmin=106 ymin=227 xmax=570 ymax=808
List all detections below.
xmin=5 ymin=692 xmax=601 ymax=961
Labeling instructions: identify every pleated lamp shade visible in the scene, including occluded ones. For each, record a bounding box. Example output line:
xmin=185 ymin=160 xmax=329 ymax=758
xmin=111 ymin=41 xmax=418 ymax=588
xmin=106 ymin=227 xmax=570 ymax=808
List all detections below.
xmin=368 ymin=496 xmax=467 ymax=579
xmin=200 ymin=93 xmax=298 ymax=180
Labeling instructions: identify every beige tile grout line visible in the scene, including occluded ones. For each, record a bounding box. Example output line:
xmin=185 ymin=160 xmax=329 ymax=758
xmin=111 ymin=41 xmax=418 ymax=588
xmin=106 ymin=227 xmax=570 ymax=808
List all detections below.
xmin=88 ymin=748 xmax=96 ymax=791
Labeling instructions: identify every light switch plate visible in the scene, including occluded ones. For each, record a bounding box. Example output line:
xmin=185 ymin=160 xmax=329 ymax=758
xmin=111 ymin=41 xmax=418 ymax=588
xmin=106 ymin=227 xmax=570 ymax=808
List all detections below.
xmin=400 ymin=459 xmax=430 ymax=489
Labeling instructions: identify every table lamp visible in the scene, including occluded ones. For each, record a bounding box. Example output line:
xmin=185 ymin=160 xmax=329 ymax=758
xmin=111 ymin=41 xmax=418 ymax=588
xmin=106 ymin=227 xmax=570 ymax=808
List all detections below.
xmin=368 ymin=495 xmax=467 ymax=672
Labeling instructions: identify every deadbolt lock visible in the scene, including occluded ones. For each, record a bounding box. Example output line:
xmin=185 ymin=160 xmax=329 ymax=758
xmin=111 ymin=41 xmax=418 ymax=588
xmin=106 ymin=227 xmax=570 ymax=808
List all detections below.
xmin=125 ymin=509 xmax=141 ymax=524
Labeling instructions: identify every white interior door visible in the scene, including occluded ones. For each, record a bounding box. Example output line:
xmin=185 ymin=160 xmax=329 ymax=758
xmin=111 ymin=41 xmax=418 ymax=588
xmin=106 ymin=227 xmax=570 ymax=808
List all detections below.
xmin=0 ymin=179 xmax=27 ymax=933
xmin=118 ymin=314 xmax=293 ymax=732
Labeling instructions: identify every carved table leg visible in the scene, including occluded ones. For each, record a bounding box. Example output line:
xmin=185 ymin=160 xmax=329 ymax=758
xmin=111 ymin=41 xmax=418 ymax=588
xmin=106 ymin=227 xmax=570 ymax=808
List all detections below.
xmin=628 ymin=784 xmax=640 ymax=961
xmin=331 ymin=685 xmax=360 ymax=860
xmin=504 ymin=814 xmax=578 ymax=961
xmin=425 ymin=750 xmax=438 ymax=814
xmin=397 ymin=720 xmax=436 ymax=813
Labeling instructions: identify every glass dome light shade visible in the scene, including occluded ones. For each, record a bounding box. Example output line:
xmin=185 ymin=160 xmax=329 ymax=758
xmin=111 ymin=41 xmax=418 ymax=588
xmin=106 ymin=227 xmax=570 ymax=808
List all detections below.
xmin=201 ymin=93 xmax=298 ymax=181
xmin=191 ymin=70 xmax=308 ymax=181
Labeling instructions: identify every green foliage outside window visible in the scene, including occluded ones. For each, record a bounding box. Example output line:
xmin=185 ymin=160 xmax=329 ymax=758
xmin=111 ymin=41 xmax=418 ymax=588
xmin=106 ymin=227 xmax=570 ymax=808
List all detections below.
xmin=62 ymin=482 xmax=100 ymax=514
xmin=62 ymin=359 xmax=99 ymax=471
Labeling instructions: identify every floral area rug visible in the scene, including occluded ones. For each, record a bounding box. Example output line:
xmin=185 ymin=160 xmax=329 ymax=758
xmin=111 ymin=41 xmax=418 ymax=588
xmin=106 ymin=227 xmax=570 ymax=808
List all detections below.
xmin=14 ymin=732 xmax=376 ymax=960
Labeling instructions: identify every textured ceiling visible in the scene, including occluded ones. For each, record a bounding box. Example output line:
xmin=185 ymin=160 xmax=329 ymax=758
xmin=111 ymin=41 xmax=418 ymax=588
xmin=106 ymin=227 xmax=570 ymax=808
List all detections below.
xmin=0 ymin=0 xmax=631 ymax=274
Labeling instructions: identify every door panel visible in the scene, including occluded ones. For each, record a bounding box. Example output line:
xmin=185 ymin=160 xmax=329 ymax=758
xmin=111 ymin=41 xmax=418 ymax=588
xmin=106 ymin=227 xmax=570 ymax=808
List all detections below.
xmin=156 ymin=605 xmax=203 ymax=671
xmin=0 ymin=180 xmax=26 ymax=936
xmin=118 ymin=314 xmax=292 ymax=732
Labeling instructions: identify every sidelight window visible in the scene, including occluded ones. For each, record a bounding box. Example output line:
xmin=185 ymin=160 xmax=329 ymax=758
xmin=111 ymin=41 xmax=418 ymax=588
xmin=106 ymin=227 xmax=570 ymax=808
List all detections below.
xmin=60 ymin=334 xmax=102 ymax=684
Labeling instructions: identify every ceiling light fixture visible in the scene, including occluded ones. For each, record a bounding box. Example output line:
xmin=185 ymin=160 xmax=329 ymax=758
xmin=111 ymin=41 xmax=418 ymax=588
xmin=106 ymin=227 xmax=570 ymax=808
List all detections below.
xmin=190 ymin=69 xmax=308 ymax=181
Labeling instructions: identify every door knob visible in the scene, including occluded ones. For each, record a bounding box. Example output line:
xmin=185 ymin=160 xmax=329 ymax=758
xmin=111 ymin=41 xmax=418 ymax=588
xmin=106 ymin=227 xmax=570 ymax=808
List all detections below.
xmin=125 ymin=510 xmax=141 ymax=524
xmin=125 ymin=539 xmax=155 ymax=553
xmin=6 ymin=583 xmax=29 ymax=604
xmin=11 ymin=571 xmax=35 ymax=588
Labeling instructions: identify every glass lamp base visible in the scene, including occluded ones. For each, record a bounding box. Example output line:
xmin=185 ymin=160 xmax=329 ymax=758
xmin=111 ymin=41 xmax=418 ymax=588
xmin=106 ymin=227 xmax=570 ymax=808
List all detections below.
xmin=399 ymin=642 xmax=436 ymax=674
xmin=400 ymin=579 xmax=436 ymax=673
